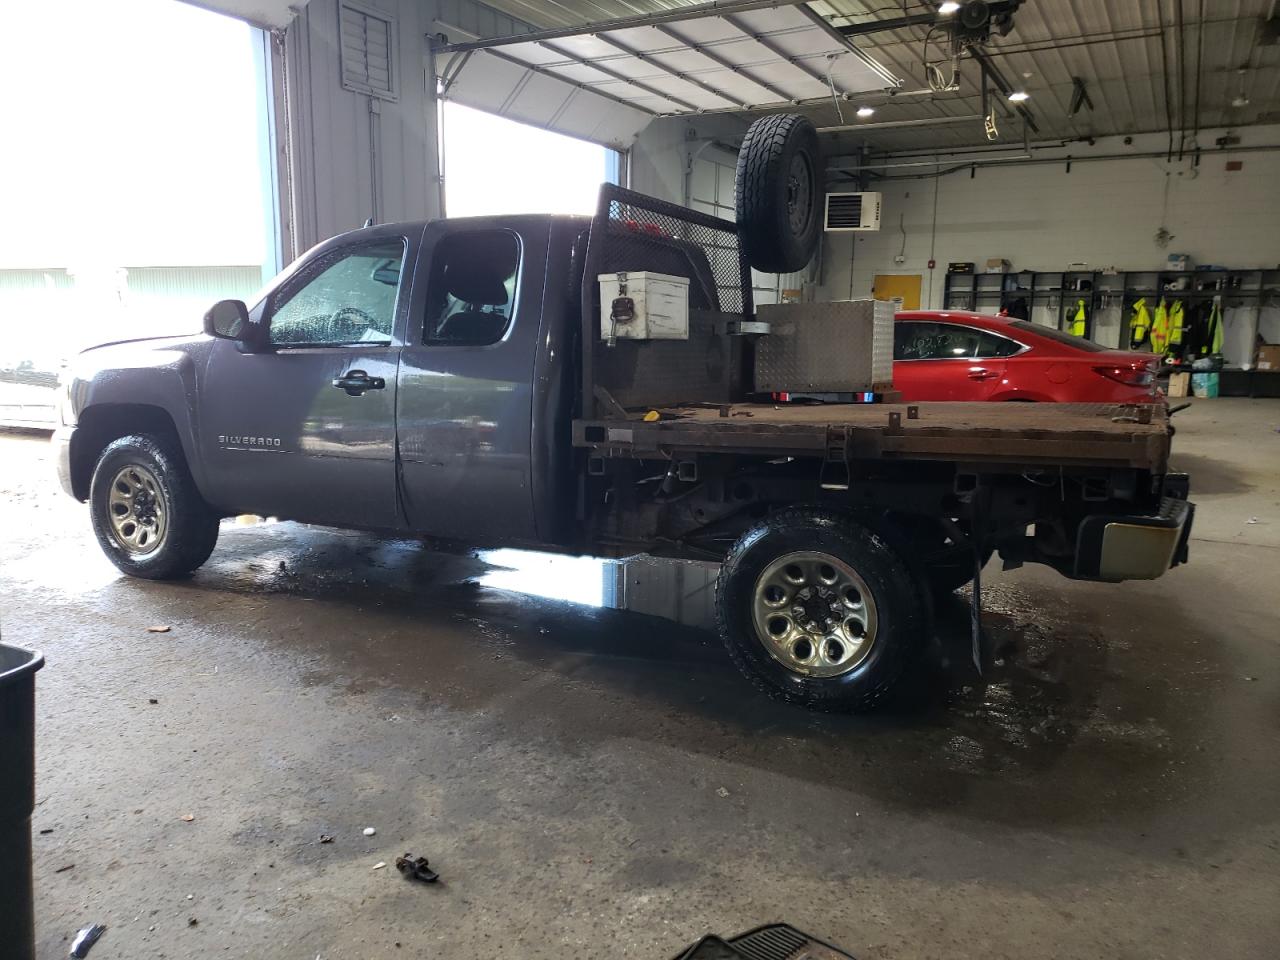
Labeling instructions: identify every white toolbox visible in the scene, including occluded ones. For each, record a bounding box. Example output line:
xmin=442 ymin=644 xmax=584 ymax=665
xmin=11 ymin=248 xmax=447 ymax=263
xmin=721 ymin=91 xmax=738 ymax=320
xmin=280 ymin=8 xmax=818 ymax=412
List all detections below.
xmin=598 ymin=271 xmax=690 ymax=341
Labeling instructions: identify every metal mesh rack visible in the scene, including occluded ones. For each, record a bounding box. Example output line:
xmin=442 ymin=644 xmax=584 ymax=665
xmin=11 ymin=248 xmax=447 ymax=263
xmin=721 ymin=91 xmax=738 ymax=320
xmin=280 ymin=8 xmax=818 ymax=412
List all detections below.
xmin=584 ymin=184 xmax=752 ymax=318
xmin=581 ymin=184 xmax=754 ymax=416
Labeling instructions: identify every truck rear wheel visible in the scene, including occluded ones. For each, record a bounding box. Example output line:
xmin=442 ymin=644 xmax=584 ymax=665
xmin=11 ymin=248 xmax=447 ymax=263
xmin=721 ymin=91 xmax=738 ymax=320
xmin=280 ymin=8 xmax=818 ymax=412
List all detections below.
xmin=89 ymin=434 xmax=220 ymax=580
xmin=715 ymin=508 xmax=927 ymax=712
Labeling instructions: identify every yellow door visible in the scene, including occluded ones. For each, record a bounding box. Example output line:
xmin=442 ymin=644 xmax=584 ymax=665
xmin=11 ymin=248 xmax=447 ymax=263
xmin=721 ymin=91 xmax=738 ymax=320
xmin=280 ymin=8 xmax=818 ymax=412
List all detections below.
xmin=872 ymin=274 xmax=922 ymax=310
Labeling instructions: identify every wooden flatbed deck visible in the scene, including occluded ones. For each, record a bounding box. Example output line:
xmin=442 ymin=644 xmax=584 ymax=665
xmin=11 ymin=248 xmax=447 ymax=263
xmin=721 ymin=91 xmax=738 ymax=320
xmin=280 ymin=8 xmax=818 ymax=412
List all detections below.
xmin=573 ymin=401 xmax=1172 ymax=470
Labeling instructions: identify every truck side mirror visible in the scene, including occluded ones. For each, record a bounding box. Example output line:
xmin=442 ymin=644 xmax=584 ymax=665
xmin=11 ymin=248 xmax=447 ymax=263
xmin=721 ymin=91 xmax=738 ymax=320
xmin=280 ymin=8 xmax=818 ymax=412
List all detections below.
xmin=204 ymin=299 xmax=250 ymax=339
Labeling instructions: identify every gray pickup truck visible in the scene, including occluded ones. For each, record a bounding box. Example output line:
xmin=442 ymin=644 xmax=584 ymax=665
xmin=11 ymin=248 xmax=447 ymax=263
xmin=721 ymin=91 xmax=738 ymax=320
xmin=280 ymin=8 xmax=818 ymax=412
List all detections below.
xmin=54 ymin=171 xmax=1193 ymax=712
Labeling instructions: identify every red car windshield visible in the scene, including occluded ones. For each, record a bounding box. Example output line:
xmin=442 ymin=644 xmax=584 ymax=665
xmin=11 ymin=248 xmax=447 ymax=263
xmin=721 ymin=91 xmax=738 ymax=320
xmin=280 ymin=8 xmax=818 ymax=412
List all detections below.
xmin=1008 ymin=321 xmax=1109 ymax=352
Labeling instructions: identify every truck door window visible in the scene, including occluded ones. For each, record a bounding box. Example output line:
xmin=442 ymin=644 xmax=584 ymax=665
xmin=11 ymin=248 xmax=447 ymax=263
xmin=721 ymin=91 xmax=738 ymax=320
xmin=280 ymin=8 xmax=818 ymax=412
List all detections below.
xmin=267 ymin=239 xmax=406 ymax=347
xmin=424 ymin=230 xmax=520 ymax=345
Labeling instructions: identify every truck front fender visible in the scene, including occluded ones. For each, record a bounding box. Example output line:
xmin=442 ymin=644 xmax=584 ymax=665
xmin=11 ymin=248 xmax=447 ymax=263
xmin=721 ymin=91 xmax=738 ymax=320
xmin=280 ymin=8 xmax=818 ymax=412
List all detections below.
xmin=63 ymin=337 xmax=211 ymax=502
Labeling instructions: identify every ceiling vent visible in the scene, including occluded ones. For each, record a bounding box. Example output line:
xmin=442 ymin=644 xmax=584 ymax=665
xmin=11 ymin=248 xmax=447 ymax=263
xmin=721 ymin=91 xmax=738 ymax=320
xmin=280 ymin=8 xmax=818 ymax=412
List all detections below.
xmin=824 ymin=192 xmax=882 ymax=232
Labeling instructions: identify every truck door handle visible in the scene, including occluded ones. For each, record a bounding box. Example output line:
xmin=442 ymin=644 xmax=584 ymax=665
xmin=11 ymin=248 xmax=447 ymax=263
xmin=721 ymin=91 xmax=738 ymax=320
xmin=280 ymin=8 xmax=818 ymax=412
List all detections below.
xmin=332 ymin=369 xmax=385 ymax=396
xmin=968 ymin=367 xmax=998 ymax=381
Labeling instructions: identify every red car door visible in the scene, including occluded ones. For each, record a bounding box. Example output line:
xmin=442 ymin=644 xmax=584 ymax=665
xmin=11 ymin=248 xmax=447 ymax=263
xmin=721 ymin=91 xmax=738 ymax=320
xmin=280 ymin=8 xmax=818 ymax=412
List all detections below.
xmin=893 ymin=321 xmax=1010 ymax=401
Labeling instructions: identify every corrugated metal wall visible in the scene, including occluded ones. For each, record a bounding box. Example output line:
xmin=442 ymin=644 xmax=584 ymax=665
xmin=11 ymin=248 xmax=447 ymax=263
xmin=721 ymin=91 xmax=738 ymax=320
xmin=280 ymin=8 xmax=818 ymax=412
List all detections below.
xmin=281 ymin=0 xmax=442 ymax=256
xmin=124 ymin=266 xmax=264 ymax=301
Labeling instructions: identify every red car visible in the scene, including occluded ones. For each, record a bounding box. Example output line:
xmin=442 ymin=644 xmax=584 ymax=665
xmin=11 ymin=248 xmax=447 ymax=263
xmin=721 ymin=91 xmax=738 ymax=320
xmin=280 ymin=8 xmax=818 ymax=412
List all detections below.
xmin=892 ymin=310 xmax=1160 ymax=403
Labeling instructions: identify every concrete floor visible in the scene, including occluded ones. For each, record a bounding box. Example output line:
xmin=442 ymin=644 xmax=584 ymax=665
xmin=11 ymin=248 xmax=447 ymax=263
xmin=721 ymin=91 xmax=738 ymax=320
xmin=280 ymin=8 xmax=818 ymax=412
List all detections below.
xmin=2 ymin=399 xmax=1278 ymax=959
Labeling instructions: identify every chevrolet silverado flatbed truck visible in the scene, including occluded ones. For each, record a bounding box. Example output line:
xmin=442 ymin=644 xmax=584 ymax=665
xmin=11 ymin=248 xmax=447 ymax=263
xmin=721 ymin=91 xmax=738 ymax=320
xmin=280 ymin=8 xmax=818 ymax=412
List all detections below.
xmin=54 ymin=181 xmax=1193 ymax=711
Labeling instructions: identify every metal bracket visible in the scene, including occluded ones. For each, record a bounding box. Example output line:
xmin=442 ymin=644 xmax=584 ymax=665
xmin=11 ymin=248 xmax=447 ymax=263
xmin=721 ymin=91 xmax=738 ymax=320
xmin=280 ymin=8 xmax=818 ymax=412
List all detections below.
xmin=819 ymin=425 xmax=852 ymax=491
xmin=717 ymin=318 xmax=771 ymax=335
xmin=592 ymin=385 xmax=629 ymax=420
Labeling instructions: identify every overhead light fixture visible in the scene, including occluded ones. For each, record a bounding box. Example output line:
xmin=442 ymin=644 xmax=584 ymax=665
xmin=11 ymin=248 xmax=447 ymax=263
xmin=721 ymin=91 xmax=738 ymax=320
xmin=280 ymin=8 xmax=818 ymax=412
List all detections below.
xmin=1231 ymin=67 xmax=1249 ymax=108
xmin=856 ymin=106 xmax=875 ymax=117
xmin=1007 ymin=91 xmax=1030 ymax=102
xmin=938 ymin=1 xmax=960 ymax=13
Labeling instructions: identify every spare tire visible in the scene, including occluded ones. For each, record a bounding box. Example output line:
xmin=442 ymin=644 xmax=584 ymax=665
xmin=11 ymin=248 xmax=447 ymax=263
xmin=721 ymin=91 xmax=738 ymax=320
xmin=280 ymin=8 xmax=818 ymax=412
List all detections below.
xmin=735 ymin=113 xmax=823 ymax=273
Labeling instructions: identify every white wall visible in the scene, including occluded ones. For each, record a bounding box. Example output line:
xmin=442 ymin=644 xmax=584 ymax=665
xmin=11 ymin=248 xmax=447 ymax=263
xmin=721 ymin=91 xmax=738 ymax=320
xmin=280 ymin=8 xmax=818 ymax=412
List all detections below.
xmin=820 ymin=126 xmax=1280 ymax=309
xmin=629 ymin=115 xmax=750 ymax=204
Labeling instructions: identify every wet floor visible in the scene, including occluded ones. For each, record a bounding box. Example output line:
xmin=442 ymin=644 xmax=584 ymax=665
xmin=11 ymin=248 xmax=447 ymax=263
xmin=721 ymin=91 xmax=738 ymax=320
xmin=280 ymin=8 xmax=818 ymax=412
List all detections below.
xmin=2 ymin=400 xmax=1278 ymax=959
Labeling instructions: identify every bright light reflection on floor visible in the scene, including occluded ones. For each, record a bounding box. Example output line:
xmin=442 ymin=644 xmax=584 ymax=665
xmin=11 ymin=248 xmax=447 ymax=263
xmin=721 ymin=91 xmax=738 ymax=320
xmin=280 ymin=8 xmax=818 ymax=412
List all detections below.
xmin=479 ymin=549 xmax=608 ymax=607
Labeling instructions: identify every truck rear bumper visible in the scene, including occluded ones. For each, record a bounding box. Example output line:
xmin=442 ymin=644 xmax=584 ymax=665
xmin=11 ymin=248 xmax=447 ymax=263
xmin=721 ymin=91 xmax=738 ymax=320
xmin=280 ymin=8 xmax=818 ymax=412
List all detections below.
xmin=1073 ymin=495 xmax=1194 ymax=582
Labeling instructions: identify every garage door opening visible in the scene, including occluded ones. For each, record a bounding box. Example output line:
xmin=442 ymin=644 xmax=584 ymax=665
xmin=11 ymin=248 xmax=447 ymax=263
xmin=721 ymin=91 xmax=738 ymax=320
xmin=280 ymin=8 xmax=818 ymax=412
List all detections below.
xmin=1 ymin=0 xmax=278 ymax=426
xmin=441 ymin=102 xmax=621 ymax=218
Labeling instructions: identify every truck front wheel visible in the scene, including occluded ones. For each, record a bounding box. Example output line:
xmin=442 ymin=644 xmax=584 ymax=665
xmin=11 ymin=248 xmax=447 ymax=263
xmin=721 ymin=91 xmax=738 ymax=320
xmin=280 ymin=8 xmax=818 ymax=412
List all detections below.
xmin=89 ymin=434 xmax=220 ymax=580
xmin=715 ymin=508 xmax=927 ymax=712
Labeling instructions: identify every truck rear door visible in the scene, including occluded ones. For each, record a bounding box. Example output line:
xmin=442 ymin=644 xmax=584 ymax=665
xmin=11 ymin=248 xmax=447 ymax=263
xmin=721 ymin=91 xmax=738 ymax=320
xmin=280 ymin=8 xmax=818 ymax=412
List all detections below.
xmin=395 ymin=218 xmax=551 ymax=542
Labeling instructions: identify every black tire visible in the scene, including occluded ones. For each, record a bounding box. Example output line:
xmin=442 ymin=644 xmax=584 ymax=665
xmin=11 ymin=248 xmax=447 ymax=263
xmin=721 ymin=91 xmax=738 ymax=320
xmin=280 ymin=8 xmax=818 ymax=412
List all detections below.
xmin=89 ymin=434 xmax=220 ymax=580
xmin=715 ymin=507 xmax=928 ymax=712
xmin=735 ymin=113 xmax=822 ymax=273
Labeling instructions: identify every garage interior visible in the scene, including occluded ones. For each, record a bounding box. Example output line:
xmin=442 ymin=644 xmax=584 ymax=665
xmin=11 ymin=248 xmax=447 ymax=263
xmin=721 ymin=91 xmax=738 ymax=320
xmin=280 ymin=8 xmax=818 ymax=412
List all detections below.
xmin=2 ymin=1 xmax=1279 ymax=958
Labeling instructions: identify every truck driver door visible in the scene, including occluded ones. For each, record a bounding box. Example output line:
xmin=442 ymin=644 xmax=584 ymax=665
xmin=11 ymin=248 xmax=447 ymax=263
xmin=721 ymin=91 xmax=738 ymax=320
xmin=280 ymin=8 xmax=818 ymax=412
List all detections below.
xmin=200 ymin=232 xmax=415 ymax=528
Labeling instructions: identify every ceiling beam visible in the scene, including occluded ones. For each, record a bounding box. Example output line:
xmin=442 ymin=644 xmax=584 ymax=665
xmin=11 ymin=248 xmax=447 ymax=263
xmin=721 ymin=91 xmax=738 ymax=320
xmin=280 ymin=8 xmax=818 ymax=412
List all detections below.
xmin=817 ymin=114 xmax=982 ymax=134
xmin=795 ymin=5 xmax=902 ymax=88
xmin=835 ymin=12 xmax=936 ymax=38
xmin=969 ymin=46 xmax=1040 ymax=134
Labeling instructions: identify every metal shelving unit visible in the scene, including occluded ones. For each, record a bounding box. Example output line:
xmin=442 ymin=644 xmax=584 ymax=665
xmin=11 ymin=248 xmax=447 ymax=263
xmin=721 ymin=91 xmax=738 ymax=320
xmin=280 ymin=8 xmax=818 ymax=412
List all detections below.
xmin=943 ymin=266 xmax=1280 ymax=351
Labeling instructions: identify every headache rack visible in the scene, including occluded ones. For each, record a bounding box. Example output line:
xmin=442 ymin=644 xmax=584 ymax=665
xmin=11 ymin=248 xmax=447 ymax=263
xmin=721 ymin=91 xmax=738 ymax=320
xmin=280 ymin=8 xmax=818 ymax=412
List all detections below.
xmin=579 ymin=184 xmax=755 ymax=418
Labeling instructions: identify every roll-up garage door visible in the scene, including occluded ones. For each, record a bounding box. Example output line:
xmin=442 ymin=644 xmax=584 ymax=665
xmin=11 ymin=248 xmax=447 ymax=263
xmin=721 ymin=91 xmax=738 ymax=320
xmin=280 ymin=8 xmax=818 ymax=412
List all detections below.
xmin=434 ymin=1 xmax=899 ymax=151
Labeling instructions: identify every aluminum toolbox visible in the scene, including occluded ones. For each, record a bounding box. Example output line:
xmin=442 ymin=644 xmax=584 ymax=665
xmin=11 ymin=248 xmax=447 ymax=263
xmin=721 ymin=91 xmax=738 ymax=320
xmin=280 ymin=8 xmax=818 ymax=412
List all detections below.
xmin=753 ymin=299 xmax=894 ymax=393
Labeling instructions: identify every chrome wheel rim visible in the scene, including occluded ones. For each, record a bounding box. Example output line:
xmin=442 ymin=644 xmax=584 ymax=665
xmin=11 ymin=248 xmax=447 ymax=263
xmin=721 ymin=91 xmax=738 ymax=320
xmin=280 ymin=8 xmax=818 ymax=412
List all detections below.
xmin=751 ymin=551 xmax=878 ymax=678
xmin=107 ymin=464 xmax=168 ymax=556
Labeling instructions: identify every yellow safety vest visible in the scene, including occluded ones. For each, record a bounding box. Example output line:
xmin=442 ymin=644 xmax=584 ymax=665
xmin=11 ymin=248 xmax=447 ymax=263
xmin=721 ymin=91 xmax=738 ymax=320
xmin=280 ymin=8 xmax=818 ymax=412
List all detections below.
xmin=1069 ymin=299 xmax=1087 ymax=337
xmin=1130 ymin=298 xmax=1151 ymax=348
xmin=1200 ymin=300 xmax=1224 ymax=356
xmin=1151 ymin=298 xmax=1169 ymax=354
xmin=1167 ymin=300 xmax=1185 ymax=346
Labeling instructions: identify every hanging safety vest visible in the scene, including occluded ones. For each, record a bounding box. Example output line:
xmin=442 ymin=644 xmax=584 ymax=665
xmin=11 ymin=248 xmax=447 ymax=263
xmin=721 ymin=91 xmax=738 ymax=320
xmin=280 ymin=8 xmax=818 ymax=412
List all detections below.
xmin=1151 ymin=298 xmax=1170 ymax=354
xmin=1167 ymin=300 xmax=1185 ymax=353
xmin=1200 ymin=299 xmax=1224 ymax=356
xmin=1069 ymin=299 xmax=1087 ymax=337
xmin=1130 ymin=298 xmax=1152 ymax=349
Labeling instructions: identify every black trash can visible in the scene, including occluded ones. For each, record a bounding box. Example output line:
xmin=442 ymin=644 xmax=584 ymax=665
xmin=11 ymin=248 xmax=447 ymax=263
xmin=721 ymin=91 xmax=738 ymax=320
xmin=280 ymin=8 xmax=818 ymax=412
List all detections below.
xmin=0 ymin=641 xmax=44 ymax=960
